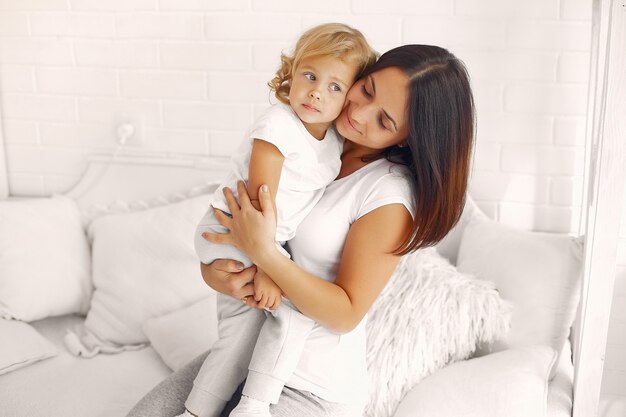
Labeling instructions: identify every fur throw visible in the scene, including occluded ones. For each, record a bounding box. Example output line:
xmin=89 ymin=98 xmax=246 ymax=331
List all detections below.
xmin=365 ymin=248 xmax=512 ymax=417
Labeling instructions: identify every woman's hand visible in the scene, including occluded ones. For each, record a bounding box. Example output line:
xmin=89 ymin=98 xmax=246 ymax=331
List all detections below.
xmin=199 ymin=260 xmax=261 ymax=309
xmin=202 ymin=181 xmax=278 ymax=265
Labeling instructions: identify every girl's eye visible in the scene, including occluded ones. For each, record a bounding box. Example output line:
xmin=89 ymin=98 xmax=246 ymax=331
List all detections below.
xmin=330 ymin=83 xmax=341 ymax=92
xmin=361 ymin=84 xmax=372 ymax=98
xmin=304 ymin=73 xmax=316 ymax=81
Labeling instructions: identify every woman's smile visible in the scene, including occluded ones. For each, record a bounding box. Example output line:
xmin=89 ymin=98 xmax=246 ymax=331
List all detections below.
xmin=342 ymin=106 xmax=361 ymax=134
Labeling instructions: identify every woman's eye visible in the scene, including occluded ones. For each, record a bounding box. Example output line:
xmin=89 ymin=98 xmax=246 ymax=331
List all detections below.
xmin=330 ymin=83 xmax=341 ymax=92
xmin=361 ymin=84 xmax=372 ymax=98
xmin=304 ymin=73 xmax=316 ymax=81
xmin=378 ymin=116 xmax=388 ymax=130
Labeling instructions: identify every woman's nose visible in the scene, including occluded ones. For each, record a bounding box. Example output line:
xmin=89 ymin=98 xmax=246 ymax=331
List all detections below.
xmin=350 ymin=103 xmax=368 ymax=124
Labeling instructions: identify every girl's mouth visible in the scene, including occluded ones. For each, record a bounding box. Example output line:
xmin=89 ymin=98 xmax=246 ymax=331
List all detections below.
xmin=302 ymin=103 xmax=320 ymax=113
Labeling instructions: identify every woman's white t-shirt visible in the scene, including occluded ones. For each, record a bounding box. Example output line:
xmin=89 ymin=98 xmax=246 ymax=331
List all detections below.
xmin=285 ymin=158 xmax=415 ymax=412
xmin=212 ymin=102 xmax=343 ymax=242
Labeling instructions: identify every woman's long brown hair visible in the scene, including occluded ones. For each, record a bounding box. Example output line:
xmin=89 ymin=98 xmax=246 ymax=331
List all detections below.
xmin=363 ymin=45 xmax=476 ymax=254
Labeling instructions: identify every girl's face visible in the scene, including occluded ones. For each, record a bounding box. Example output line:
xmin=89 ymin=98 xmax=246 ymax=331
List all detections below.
xmin=289 ymin=55 xmax=359 ymax=139
xmin=335 ymin=67 xmax=410 ymax=151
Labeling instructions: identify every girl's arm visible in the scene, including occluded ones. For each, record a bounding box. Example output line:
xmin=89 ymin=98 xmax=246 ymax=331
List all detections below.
xmin=248 ymin=139 xmax=284 ymax=212
xmin=246 ymin=139 xmax=285 ymax=309
xmin=207 ymin=181 xmax=413 ymax=334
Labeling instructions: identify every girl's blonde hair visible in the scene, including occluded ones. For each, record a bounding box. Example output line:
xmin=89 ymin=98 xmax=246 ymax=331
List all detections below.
xmin=269 ymin=23 xmax=378 ymax=105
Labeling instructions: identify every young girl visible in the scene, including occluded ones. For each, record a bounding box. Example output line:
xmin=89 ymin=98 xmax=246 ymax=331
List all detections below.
xmin=183 ymin=24 xmax=377 ymax=417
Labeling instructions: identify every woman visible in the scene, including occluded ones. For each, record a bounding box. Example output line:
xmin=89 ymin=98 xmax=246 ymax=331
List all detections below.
xmin=128 ymin=44 xmax=474 ymax=417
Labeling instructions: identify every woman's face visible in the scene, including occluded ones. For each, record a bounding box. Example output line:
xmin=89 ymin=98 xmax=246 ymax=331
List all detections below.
xmin=335 ymin=66 xmax=410 ymax=151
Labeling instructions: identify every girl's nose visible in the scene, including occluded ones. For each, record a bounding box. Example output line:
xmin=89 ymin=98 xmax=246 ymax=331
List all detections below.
xmin=309 ymin=89 xmax=321 ymax=100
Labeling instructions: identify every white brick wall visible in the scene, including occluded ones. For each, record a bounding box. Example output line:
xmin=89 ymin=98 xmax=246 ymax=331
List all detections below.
xmin=117 ymin=14 xmax=204 ymax=39
xmin=455 ymin=0 xmax=560 ymax=18
xmin=352 ymin=0 xmax=452 ymax=15
xmin=507 ymin=20 xmax=591 ymax=50
xmin=0 ymin=0 xmax=69 ymax=11
xmin=0 ymin=65 xmax=36 ymax=92
xmin=36 ymin=68 xmax=118 ymax=96
xmin=29 ymin=12 xmax=116 ymax=37
xmin=0 ymin=0 xmax=623 ymax=410
xmin=204 ymin=15 xmax=302 ymax=41
xmin=0 ymin=12 xmax=29 ymax=36
xmin=160 ymin=42 xmax=250 ymax=70
xmin=0 ymin=38 xmax=73 ymax=64
xmin=159 ymin=0 xmax=246 ymax=12
xmin=120 ymin=70 xmax=205 ymax=99
xmin=3 ymin=94 xmax=77 ymax=121
xmin=69 ymin=0 xmax=157 ymax=12
xmin=405 ymin=16 xmax=507 ymax=49
xmin=74 ymin=40 xmax=160 ymax=68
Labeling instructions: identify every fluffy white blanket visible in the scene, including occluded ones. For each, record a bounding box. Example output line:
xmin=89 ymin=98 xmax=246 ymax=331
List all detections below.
xmin=365 ymin=248 xmax=512 ymax=417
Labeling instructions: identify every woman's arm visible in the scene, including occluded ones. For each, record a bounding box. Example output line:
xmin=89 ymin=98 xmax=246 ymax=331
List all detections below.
xmin=206 ymin=182 xmax=413 ymax=333
xmin=200 ymin=260 xmax=254 ymax=297
xmin=259 ymin=203 xmax=411 ymax=333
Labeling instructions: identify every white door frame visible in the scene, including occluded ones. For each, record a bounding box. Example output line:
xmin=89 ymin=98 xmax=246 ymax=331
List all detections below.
xmin=0 ymin=101 xmax=8 ymax=198
xmin=572 ymin=1 xmax=626 ymax=416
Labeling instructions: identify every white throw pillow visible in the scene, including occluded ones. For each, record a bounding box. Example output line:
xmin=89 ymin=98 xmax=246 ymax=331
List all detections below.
xmin=0 ymin=319 xmax=58 ymax=375
xmin=143 ymin=295 xmax=219 ymax=371
xmin=365 ymin=248 xmax=512 ymax=417
xmin=456 ymin=217 xmax=583 ymax=377
xmin=394 ymin=345 xmax=557 ymax=417
xmin=0 ymin=195 xmax=91 ymax=322
xmin=76 ymin=194 xmax=214 ymax=348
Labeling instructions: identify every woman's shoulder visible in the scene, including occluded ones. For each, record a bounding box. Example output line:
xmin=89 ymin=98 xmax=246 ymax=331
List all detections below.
xmin=341 ymin=159 xmax=415 ymax=218
xmin=355 ymin=159 xmax=413 ymax=188
xmin=367 ymin=160 xmax=413 ymax=196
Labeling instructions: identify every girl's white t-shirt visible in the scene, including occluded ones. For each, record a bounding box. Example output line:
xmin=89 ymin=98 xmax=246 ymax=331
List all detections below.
xmin=212 ymin=102 xmax=343 ymax=242
xmin=285 ymin=158 xmax=415 ymax=412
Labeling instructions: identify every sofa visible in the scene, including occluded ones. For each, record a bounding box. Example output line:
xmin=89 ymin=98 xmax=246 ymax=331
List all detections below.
xmin=0 ymin=156 xmax=583 ymax=417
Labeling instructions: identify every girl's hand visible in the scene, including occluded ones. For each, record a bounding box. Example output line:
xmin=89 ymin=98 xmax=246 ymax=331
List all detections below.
xmin=202 ymin=181 xmax=278 ymax=264
xmin=199 ymin=260 xmax=261 ymax=309
xmin=252 ymin=268 xmax=282 ymax=311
